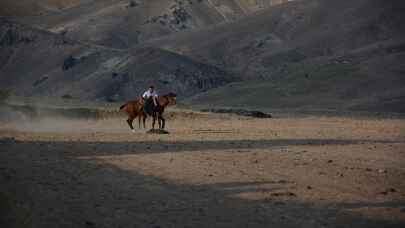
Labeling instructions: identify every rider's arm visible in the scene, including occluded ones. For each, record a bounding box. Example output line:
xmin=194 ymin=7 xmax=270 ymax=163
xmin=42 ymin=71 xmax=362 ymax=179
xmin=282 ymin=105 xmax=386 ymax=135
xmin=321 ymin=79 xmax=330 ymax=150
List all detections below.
xmin=153 ymin=92 xmax=158 ymax=106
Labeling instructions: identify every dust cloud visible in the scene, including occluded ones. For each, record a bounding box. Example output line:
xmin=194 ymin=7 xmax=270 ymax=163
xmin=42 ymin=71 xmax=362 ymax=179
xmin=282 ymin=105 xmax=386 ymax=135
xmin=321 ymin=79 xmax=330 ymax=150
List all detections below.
xmin=0 ymin=103 xmax=127 ymax=133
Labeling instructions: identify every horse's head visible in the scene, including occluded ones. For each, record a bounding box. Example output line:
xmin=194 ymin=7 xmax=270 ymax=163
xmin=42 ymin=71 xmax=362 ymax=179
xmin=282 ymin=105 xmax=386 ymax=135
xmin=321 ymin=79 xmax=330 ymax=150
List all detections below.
xmin=164 ymin=93 xmax=177 ymax=106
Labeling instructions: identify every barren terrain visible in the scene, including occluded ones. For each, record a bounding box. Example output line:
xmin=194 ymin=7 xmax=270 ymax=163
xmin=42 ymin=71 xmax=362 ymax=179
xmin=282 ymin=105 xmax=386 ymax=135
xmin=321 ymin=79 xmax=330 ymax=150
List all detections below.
xmin=1 ymin=1 xmax=405 ymax=227
xmin=1 ymin=111 xmax=404 ymax=227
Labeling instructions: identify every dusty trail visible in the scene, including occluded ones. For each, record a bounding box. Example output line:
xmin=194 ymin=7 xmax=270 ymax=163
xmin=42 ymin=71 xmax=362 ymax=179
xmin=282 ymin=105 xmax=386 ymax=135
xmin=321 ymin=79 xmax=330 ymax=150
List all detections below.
xmin=1 ymin=112 xmax=405 ymax=227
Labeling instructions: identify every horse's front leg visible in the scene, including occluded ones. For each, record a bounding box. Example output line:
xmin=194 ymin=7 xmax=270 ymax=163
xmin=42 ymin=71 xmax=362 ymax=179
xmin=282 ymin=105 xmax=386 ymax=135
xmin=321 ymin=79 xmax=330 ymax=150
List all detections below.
xmin=138 ymin=113 xmax=142 ymax=129
xmin=152 ymin=114 xmax=156 ymax=129
xmin=159 ymin=113 xmax=165 ymax=129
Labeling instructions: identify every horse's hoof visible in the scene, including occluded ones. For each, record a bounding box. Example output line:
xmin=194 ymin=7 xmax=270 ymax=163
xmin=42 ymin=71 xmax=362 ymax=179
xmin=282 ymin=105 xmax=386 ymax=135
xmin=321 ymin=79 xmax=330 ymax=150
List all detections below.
xmin=131 ymin=129 xmax=136 ymax=133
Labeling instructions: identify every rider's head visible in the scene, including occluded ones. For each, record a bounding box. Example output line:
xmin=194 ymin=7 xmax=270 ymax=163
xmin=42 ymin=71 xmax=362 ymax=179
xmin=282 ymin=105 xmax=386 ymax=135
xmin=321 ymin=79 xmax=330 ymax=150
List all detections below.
xmin=149 ymin=85 xmax=155 ymax=92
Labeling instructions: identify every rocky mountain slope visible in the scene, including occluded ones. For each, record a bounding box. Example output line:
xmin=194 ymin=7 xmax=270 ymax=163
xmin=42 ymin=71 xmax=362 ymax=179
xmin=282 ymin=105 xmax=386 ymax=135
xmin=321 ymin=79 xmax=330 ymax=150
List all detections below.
xmin=3 ymin=0 xmax=290 ymax=48
xmin=0 ymin=19 xmax=235 ymax=101
xmin=150 ymin=0 xmax=405 ymax=112
xmin=0 ymin=0 xmax=404 ymax=113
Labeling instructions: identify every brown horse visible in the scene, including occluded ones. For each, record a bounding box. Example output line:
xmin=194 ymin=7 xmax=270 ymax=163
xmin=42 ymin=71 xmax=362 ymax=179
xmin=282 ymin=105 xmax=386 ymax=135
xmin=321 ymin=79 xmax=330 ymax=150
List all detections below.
xmin=120 ymin=93 xmax=177 ymax=131
xmin=119 ymin=98 xmax=146 ymax=131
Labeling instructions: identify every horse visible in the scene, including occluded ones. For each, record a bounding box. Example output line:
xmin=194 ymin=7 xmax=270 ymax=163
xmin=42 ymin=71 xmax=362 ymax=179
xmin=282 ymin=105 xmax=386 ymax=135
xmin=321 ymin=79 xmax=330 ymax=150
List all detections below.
xmin=120 ymin=93 xmax=177 ymax=131
xmin=119 ymin=98 xmax=147 ymax=131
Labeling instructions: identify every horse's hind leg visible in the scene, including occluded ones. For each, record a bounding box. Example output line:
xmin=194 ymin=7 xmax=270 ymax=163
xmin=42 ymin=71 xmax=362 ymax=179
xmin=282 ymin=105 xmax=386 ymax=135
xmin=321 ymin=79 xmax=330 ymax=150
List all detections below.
xmin=127 ymin=117 xmax=135 ymax=132
xmin=158 ymin=113 xmax=166 ymax=129
xmin=160 ymin=115 xmax=165 ymax=129
xmin=142 ymin=114 xmax=146 ymax=129
xmin=138 ymin=114 xmax=142 ymax=129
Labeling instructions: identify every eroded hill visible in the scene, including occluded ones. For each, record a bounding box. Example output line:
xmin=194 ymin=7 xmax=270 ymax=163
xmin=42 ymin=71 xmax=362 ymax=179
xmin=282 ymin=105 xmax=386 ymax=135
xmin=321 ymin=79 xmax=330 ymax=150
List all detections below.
xmin=1 ymin=0 xmax=404 ymax=113
xmin=150 ymin=0 xmax=405 ymax=112
xmin=3 ymin=0 xmax=291 ymax=48
xmin=0 ymin=19 xmax=236 ymax=101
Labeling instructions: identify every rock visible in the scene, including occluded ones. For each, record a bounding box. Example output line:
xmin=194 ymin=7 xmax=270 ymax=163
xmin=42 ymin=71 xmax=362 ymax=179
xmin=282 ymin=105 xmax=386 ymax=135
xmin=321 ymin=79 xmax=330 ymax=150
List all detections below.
xmin=146 ymin=129 xmax=169 ymax=134
xmin=277 ymin=180 xmax=288 ymax=184
xmin=306 ymin=186 xmax=312 ymax=190
xmin=400 ymin=207 xmax=405 ymax=213
xmin=388 ymin=188 xmax=397 ymax=193
xmin=378 ymin=169 xmax=387 ymax=174
xmin=271 ymin=192 xmax=296 ymax=197
xmin=379 ymin=191 xmax=388 ymax=195
xmin=327 ymin=160 xmax=333 ymax=163
xmin=85 ymin=221 xmax=95 ymax=226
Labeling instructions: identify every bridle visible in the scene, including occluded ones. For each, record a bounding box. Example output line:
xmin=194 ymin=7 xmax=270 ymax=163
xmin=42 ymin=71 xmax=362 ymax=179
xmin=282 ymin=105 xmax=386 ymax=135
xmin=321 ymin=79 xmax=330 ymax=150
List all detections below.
xmin=158 ymin=95 xmax=176 ymax=107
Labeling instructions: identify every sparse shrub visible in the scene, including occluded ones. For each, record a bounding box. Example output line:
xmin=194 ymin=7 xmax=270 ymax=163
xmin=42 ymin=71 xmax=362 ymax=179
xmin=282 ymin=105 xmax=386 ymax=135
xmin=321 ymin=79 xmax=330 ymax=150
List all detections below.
xmin=0 ymin=28 xmax=35 ymax=46
xmin=62 ymin=56 xmax=78 ymax=71
xmin=0 ymin=29 xmax=17 ymax=46
xmin=106 ymin=97 xmax=117 ymax=103
xmin=33 ymin=76 xmax=48 ymax=87
xmin=61 ymin=94 xmax=73 ymax=99
xmin=159 ymin=79 xmax=169 ymax=85
xmin=129 ymin=0 xmax=138 ymax=7
xmin=0 ymin=90 xmax=9 ymax=103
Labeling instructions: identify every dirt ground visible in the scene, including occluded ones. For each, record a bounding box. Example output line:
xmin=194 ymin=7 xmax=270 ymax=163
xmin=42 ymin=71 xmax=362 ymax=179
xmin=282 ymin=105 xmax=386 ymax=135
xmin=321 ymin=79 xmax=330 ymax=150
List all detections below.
xmin=1 ymin=112 xmax=405 ymax=228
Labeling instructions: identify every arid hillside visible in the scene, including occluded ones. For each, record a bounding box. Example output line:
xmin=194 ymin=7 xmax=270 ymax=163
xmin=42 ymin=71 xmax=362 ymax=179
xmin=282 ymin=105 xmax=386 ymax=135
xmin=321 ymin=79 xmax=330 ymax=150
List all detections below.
xmin=0 ymin=0 xmax=404 ymax=113
xmin=0 ymin=19 xmax=235 ymax=101
xmin=2 ymin=0 xmax=291 ymax=48
xmin=0 ymin=0 xmax=86 ymax=17
xmin=150 ymin=0 xmax=405 ymax=112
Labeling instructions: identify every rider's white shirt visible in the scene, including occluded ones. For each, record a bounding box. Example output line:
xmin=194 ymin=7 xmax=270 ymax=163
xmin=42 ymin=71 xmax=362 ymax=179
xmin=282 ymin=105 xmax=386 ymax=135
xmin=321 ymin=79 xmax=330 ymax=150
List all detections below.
xmin=142 ymin=90 xmax=158 ymax=98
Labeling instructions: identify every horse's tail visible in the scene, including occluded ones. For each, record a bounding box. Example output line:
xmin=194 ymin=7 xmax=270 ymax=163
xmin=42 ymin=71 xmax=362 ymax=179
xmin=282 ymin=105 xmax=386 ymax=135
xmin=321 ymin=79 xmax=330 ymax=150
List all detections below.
xmin=119 ymin=103 xmax=127 ymax=111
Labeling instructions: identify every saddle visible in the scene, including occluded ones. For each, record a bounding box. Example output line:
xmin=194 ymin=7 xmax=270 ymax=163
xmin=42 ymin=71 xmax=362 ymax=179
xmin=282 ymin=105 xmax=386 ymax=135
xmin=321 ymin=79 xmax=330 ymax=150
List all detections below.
xmin=143 ymin=97 xmax=159 ymax=115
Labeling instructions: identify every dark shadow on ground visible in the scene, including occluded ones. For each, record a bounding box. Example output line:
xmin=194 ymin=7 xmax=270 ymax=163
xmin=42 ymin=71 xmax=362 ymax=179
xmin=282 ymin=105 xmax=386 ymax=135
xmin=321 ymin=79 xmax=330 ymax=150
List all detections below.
xmin=0 ymin=138 xmax=402 ymax=157
xmin=1 ymin=139 xmax=404 ymax=228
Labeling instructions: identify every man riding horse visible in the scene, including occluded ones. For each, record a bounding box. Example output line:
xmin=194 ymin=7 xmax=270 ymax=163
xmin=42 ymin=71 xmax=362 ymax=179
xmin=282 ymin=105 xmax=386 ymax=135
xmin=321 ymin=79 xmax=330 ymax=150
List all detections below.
xmin=120 ymin=85 xmax=176 ymax=131
xmin=142 ymin=85 xmax=158 ymax=115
